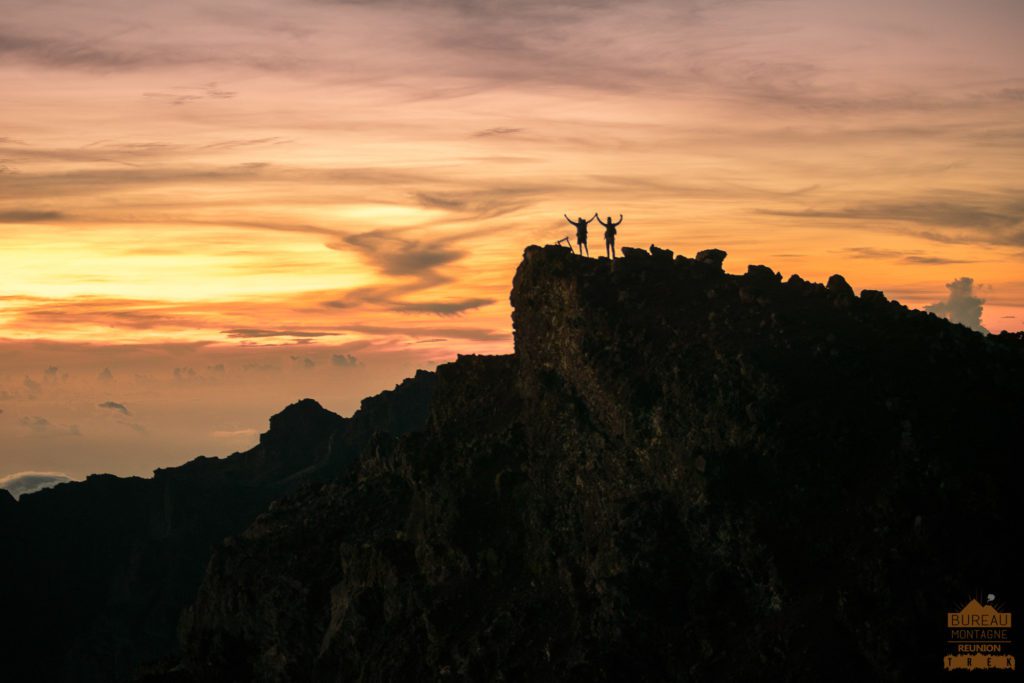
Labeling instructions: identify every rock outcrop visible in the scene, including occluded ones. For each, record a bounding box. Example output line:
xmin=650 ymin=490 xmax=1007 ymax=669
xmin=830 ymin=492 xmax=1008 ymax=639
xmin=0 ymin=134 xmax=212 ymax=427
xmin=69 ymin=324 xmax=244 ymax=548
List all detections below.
xmin=0 ymin=371 xmax=436 ymax=682
xmin=163 ymin=246 xmax=1022 ymax=681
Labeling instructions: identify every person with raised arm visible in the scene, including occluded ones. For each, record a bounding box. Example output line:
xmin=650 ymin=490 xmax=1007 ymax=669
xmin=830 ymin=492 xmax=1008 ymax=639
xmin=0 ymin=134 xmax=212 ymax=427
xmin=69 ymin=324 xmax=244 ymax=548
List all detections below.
xmin=564 ymin=213 xmax=597 ymax=256
xmin=597 ymin=214 xmax=623 ymax=259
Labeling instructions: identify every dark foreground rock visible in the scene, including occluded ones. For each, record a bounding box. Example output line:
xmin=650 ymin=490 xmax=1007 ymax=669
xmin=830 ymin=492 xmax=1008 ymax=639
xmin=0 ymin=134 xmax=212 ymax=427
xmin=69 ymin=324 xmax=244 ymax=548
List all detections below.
xmin=0 ymin=371 xmax=436 ymax=682
xmin=164 ymin=246 xmax=1021 ymax=681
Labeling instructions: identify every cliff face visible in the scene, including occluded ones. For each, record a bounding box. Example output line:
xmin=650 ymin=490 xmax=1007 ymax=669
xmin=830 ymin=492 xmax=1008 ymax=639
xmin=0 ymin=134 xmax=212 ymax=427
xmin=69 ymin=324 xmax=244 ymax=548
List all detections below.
xmin=171 ymin=245 xmax=1023 ymax=681
xmin=0 ymin=371 xmax=436 ymax=682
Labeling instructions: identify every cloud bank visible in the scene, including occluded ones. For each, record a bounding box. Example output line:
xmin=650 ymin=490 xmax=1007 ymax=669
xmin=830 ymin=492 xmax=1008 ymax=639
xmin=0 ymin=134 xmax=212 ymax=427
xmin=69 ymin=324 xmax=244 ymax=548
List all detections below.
xmin=926 ymin=277 xmax=988 ymax=333
xmin=0 ymin=471 xmax=73 ymax=499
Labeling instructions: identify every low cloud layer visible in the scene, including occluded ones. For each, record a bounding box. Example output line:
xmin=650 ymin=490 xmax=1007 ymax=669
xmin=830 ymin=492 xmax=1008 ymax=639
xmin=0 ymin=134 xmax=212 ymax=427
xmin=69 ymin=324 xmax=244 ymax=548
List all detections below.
xmin=290 ymin=355 xmax=316 ymax=369
xmin=18 ymin=416 xmax=82 ymax=436
xmin=0 ymin=339 xmax=457 ymax=480
xmin=331 ymin=353 xmax=358 ymax=367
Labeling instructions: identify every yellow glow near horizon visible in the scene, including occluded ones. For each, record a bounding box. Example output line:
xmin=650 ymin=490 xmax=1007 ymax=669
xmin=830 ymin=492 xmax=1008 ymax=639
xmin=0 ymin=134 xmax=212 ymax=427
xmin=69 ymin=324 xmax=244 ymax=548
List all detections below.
xmin=0 ymin=224 xmax=371 ymax=300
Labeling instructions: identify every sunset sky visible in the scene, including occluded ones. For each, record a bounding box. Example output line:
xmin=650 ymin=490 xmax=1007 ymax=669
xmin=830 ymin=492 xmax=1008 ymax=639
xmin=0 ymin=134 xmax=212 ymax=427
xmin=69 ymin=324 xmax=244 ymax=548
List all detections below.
xmin=2 ymin=0 xmax=1022 ymax=488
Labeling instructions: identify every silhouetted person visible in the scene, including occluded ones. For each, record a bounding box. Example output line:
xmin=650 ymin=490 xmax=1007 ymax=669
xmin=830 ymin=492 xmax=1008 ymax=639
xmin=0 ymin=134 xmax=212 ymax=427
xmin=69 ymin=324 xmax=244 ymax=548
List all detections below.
xmin=598 ymin=214 xmax=622 ymax=258
xmin=564 ymin=213 xmax=597 ymax=256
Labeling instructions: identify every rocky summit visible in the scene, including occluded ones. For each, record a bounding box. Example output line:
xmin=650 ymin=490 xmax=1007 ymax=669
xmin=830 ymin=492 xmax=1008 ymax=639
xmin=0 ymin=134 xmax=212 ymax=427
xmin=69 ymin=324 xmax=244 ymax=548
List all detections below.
xmin=166 ymin=245 xmax=1020 ymax=681
xmin=5 ymin=244 xmax=1023 ymax=682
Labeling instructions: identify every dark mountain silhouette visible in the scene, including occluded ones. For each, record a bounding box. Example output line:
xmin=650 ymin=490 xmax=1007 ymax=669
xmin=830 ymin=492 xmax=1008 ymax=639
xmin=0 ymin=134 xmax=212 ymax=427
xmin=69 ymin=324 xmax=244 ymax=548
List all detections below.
xmin=6 ymin=244 xmax=1024 ymax=681
xmin=0 ymin=372 xmax=436 ymax=682
xmin=160 ymin=245 xmax=1019 ymax=681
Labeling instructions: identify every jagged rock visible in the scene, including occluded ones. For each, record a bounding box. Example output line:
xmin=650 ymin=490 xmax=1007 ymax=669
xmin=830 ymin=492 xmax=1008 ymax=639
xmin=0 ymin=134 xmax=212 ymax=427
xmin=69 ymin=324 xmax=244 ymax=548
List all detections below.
xmin=695 ymin=248 xmax=727 ymax=269
xmin=163 ymin=244 xmax=1022 ymax=682
xmin=860 ymin=289 xmax=888 ymax=304
xmin=786 ymin=273 xmax=826 ymax=297
xmin=0 ymin=372 xmax=436 ymax=682
xmin=743 ymin=264 xmax=781 ymax=287
xmin=648 ymin=244 xmax=673 ymax=261
xmin=619 ymin=246 xmax=648 ymax=259
xmin=993 ymin=330 xmax=1024 ymax=347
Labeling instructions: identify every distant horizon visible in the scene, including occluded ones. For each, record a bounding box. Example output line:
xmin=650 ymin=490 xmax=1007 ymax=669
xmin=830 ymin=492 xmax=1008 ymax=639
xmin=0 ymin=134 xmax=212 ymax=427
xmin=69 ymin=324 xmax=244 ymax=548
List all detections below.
xmin=0 ymin=243 xmax=1005 ymax=494
xmin=3 ymin=0 xmax=1023 ymax=483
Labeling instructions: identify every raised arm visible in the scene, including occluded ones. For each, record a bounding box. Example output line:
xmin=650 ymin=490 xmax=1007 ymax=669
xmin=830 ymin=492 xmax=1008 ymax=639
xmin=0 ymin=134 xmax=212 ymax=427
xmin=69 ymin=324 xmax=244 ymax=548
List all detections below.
xmin=586 ymin=213 xmax=598 ymax=224
xmin=564 ymin=214 xmax=575 ymax=226
xmin=612 ymin=214 xmax=623 ymax=227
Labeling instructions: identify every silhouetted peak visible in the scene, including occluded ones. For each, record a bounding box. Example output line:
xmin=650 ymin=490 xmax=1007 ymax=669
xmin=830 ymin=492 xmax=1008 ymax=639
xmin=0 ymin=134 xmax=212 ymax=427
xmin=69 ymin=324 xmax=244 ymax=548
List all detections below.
xmin=267 ymin=398 xmax=339 ymax=430
xmin=827 ymin=273 xmax=855 ymax=297
xmin=512 ymin=243 xmax=1006 ymax=355
xmin=256 ymin=398 xmax=346 ymax=456
xmin=172 ymin=241 xmax=1021 ymax=683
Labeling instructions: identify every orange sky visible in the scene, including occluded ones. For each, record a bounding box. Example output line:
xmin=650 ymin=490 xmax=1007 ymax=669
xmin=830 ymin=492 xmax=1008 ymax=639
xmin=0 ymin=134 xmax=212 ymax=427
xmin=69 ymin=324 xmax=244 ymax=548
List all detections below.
xmin=2 ymin=0 xmax=1022 ymax=484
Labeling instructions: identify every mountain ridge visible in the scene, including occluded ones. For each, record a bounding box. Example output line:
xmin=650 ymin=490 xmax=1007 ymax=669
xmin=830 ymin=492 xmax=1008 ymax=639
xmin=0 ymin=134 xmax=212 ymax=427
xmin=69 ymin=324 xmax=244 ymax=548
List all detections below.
xmin=4 ymin=244 xmax=1021 ymax=681
xmin=160 ymin=244 xmax=1022 ymax=681
xmin=1 ymin=372 xmax=437 ymax=682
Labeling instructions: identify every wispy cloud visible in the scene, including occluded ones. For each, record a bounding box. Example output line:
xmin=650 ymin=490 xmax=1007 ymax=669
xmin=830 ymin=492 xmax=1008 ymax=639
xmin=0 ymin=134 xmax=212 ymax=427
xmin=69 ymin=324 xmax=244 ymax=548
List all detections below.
xmin=0 ymin=29 xmax=182 ymax=71
xmin=97 ymin=400 xmax=130 ymax=415
xmin=840 ymin=247 xmax=975 ymax=265
xmin=0 ymin=210 xmax=64 ymax=222
xmin=763 ymin=196 xmax=1024 ymax=246
xmin=142 ymin=83 xmax=237 ymax=105
xmin=390 ymin=297 xmax=493 ymax=315
xmin=765 ymin=201 xmax=1022 ymax=231
xmin=334 ymin=230 xmax=465 ymax=276
xmin=473 ymin=127 xmax=524 ymax=137
xmin=118 ymin=420 xmax=147 ymax=433
xmin=903 ymin=255 xmax=972 ymax=265
xmin=211 ymin=428 xmax=258 ymax=438
xmin=222 ymin=328 xmax=333 ymax=339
